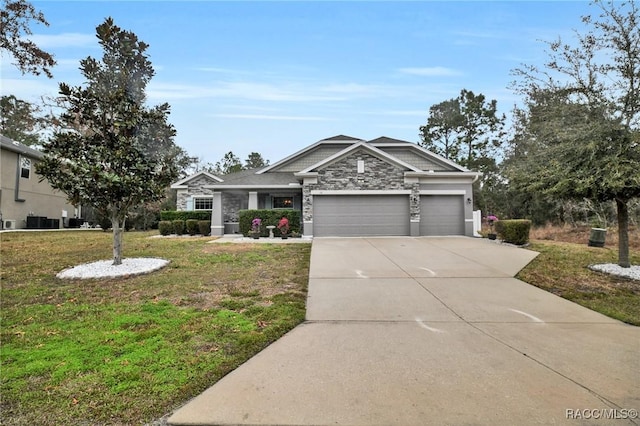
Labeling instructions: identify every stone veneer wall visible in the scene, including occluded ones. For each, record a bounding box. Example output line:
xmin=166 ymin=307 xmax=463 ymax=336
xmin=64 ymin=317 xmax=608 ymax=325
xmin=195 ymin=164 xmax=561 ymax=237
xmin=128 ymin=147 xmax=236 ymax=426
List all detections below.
xmin=303 ymin=152 xmax=420 ymax=224
xmin=176 ymin=175 xmax=217 ymax=211
xmin=222 ymin=192 xmax=247 ymax=222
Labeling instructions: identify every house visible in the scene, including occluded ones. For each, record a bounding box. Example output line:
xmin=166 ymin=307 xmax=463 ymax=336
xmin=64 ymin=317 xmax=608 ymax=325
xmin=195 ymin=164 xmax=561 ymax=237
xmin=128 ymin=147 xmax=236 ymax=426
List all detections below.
xmin=0 ymin=134 xmax=79 ymax=230
xmin=171 ymin=135 xmax=481 ymax=237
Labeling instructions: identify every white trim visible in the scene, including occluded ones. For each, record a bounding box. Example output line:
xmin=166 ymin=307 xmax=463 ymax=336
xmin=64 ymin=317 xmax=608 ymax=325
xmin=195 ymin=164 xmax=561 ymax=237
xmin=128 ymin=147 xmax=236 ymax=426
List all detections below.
xmin=204 ymin=184 xmax=302 ymax=189
xmin=420 ymin=190 xmax=466 ymax=195
xmin=410 ymin=219 xmax=420 ymax=223
xmin=192 ymin=195 xmax=214 ymax=210
xmin=311 ymin=190 xmax=412 ymax=195
xmin=464 ymin=219 xmax=474 ymax=222
xmin=211 ymin=225 xmax=224 ymax=230
xmin=171 ymin=171 xmax=223 ymax=188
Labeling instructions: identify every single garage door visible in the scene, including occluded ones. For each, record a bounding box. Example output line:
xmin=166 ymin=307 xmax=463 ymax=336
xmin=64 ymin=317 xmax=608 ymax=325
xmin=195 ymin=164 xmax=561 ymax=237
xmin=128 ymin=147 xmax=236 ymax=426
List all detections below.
xmin=420 ymin=195 xmax=465 ymax=236
xmin=313 ymin=195 xmax=410 ymax=237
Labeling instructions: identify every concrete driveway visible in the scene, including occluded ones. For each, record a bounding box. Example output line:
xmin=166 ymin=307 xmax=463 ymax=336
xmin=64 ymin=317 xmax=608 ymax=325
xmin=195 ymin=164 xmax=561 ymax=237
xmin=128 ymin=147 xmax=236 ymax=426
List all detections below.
xmin=169 ymin=237 xmax=640 ymax=426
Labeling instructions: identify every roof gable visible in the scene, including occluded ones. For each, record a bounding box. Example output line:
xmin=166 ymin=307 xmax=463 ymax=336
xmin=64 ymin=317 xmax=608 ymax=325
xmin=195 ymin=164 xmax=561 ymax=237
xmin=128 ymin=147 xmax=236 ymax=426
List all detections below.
xmin=299 ymin=142 xmax=422 ymax=173
xmin=171 ymin=171 xmax=223 ymax=188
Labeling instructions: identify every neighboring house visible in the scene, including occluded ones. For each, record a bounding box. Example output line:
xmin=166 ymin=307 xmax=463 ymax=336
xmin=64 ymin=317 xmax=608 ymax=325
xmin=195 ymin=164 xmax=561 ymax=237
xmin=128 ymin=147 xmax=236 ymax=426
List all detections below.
xmin=171 ymin=135 xmax=481 ymax=237
xmin=0 ymin=134 xmax=78 ymax=230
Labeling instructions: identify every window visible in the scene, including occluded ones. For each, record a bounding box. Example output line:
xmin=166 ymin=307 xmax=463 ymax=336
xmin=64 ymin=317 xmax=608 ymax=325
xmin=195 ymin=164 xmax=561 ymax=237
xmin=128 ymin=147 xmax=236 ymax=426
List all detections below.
xmin=20 ymin=156 xmax=31 ymax=179
xmin=273 ymin=196 xmax=293 ymax=209
xmin=194 ymin=197 xmax=213 ymax=210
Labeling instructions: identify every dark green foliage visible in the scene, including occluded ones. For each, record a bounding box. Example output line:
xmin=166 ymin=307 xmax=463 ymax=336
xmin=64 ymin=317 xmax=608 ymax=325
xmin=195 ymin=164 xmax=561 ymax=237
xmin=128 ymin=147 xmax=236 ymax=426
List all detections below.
xmin=198 ymin=220 xmax=211 ymax=236
xmin=160 ymin=211 xmax=211 ymax=221
xmin=172 ymin=220 xmax=184 ymax=235
xmin=495 ymin=219 xmax=532 ymax=245
xmin=158 ymin=221 xmax=172 ymax=236
xmin=239 ymin=209 xmax=301 ymax=236
xmin=185 ymin=219 xmax=198 ymax=236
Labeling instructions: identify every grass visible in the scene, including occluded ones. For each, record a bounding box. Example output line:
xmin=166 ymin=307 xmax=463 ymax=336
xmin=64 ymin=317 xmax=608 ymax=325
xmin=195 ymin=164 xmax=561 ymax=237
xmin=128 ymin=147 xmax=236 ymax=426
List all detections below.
xmin=517 ymin=225 xmax=640 ymax=326
xmin=1 ymin=231 xmax=311 ymax=425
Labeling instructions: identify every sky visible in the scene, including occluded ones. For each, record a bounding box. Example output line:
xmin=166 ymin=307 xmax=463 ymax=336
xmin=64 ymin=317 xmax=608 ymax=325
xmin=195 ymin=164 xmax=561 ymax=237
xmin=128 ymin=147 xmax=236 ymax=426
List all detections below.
xmin=1 ymin=1 xmax=594 ymax=166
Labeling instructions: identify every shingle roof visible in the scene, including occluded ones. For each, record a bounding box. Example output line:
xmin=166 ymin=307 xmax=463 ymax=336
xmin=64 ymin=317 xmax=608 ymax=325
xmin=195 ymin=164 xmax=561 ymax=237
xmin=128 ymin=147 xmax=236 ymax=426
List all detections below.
xmin=368 ymin=136 xmax=412 ymax=144
xmin=213 ymin=169 xmax=299 ymax=186
xmin=0 ymin=134 xmax=43 ymax=159
xmin=319 ymin=135 xmax=363 ymax=141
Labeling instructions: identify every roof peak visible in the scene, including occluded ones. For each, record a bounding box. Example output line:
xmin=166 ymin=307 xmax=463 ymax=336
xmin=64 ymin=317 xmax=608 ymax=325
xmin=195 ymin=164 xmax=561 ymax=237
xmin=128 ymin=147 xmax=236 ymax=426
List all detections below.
xmin=319 ymin=134 xmax=363 ymax=142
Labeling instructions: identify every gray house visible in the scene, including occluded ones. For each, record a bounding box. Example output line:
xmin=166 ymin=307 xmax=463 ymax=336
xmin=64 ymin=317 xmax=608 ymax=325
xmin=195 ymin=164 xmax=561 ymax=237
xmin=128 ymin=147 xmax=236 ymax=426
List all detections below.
xmin=171 ymin=135 xmax=481 ymax=237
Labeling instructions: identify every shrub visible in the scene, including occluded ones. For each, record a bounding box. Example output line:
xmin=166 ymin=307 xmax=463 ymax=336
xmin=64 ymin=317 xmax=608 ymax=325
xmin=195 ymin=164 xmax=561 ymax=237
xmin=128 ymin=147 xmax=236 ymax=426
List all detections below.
xmin=172 ymin=220 xmax=185 ymax=236
xmin=495 ymin=219 xmax=532 ymax=245
xmin=160 ymin=211 xmax=211 ymax=221
xmin=158 ymin=221 xmax=173 ymax=236
xmin=238 ymin=209 xmax=301 ymax=236
xmin=186 ymin=219 xmax=199 ymax=236
xmin=198 ymin=220 xmax=211 ymax=236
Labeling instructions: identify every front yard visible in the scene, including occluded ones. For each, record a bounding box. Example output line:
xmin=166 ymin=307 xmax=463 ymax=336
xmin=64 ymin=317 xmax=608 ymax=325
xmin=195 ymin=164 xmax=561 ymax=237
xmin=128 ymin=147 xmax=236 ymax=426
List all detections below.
xmin=0 ymin=231 xmax=311 ymax=425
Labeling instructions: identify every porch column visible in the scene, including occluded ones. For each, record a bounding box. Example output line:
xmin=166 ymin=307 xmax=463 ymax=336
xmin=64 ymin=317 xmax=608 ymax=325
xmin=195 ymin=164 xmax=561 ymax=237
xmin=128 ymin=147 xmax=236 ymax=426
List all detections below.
xmin=248 ymin=191 xmax=258 ymax=210
xmin=211 ymin=191 xmax=224 ymax=236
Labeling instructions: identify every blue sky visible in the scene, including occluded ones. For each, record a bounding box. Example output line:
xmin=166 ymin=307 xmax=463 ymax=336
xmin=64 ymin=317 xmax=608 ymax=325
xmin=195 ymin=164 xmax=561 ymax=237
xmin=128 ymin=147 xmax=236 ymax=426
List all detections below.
xmin=1 ymin=1 xmax=593 ymax=165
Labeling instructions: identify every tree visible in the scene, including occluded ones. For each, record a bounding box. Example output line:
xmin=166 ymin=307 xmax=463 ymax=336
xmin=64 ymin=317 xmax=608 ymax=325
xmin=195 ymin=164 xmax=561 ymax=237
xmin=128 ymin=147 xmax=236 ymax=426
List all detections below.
xmin=37 ymin=17 xmax=181 ymax=265
xmin=0 ymin=94 xmax=46 ymax=145
xmin=245 ymin=152 xmax=269 ymax=169
xmin=214 ymin=151 xmax=243 ymax=175
xmin=0 ymin=0 xmax=55 ymax=77
xmin=420 ymin=89 xmax=506 ymax=213
xmin=510 ymin=0 xmax=640 ymax=267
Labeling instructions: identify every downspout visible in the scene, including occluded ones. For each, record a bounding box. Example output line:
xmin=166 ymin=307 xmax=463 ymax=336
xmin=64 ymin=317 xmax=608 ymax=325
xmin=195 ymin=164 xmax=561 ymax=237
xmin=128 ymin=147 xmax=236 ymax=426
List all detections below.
xmin=14 ymin=155 xmax=25 ymax=202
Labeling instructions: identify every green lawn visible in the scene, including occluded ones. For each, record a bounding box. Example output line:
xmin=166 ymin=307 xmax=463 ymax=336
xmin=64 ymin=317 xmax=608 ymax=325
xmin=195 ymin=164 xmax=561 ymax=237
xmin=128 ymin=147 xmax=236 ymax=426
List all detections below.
xmin=517 ymin=240 xmax=640 ymax=326
xmin=1 ymin=231 xmax=311 ymax=425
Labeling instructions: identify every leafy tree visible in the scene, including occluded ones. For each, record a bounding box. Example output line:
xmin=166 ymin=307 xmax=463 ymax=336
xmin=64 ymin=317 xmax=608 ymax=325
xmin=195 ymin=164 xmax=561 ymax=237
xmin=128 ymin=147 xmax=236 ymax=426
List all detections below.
xmin=0 ymin=0 xmax=55 ymax=77
xmin=420 ymin=89 xmax=506 ymax=213
xmin=0 ymin=94 xmax=46 ymax=145
xmin=37 ymin=17 xmax=181 ymax=265
xmin=245 ymin=152 xmax=269 ymax=169
xmin=510 ymin=0 xmax=640 ymax=267
xmin=214 ymin=151 xmax=243 ymax=175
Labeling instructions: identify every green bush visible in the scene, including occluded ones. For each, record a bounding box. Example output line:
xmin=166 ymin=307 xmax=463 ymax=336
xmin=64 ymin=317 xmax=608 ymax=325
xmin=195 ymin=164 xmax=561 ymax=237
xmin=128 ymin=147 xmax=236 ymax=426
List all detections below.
xmin=198 ymin=220 xmax=211 ymax=236
xmin=160 ymin=211 xmax=211 ymax=221
xmin=186 ymin=219 xmax=199 ymax=236
xmin=158 ymin=221 xmax=173 ymax=236
xmin=172 ymin=220 xmax=185 ymax=236
xmin=238 ymin=209 xmax=301 ymax=236
xmin=495 ymin=219 xmax=532 ymax=245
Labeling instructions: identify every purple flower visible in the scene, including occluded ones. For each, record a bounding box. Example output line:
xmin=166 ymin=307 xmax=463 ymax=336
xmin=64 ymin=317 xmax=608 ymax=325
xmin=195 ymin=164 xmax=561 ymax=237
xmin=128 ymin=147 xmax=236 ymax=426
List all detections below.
xmin=487 ymin=215 xmax=499 ymax=223
xmin=251 ymin=218 xmax=262 ymax=232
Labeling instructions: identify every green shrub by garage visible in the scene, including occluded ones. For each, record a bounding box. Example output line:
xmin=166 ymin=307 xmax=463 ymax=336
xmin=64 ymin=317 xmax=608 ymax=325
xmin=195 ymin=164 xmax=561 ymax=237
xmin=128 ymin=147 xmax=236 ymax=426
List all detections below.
xmin=198 ymin=220 xmax=211 ymax=236
xmin=495 ymin=219 xmax=532 ymax=245
xmin=186 ymin=219 xmax=199 ymax=236
xmin=172 ymin=220 xmax=185 ymax=236
xmin=158 ymin=221 xmax=173 ymax=236
xmin=239 ymin=209 xmax=301 ymax=236
xmin=160 ymin=211 xmax=211 ymax=221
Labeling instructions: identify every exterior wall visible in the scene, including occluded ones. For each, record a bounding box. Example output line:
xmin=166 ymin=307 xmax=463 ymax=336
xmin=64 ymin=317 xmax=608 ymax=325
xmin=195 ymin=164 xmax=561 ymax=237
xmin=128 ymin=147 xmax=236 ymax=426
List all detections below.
xmin=176 ymin=174 xmax=217 ymax=210
xmin=222 ymin=192 xmax=247 ymax=222
xmin=1 ymin=148 xmax=77 ymax=229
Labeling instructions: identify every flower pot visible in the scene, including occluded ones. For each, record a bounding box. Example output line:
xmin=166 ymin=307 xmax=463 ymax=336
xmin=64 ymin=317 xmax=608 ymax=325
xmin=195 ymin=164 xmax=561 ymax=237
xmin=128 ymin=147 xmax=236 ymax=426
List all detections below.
xmin=281 ymin=235 xmax=288 ymax=240
xmin=488 ymin=233 xmax=497 ymax=240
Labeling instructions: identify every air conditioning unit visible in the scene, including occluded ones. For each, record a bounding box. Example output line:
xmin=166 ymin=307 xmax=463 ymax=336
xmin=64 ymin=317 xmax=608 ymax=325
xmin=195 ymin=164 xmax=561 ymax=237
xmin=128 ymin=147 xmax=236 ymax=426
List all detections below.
xmin=2 ymin=219 xmax=16 ymax=230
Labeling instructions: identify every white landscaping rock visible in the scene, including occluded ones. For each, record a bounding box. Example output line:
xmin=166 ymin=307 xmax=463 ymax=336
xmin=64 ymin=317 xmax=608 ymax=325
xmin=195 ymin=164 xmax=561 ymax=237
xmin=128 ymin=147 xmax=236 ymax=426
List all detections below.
xmin=589 ymin=263 xmax=640 ymax=281
xmin=57 ymin=258 xmax=169 ymax=279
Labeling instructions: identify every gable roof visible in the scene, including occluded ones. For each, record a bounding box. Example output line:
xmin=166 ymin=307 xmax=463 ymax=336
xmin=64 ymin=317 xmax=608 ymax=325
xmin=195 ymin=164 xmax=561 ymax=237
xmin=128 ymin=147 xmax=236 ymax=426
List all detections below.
xmin=320 ymin=134 xmax=364 ymax=142
xmin=298 ymin=141 xmax=422 ymax=173
xmin=170 ymin=171 xmax=223 ymax=189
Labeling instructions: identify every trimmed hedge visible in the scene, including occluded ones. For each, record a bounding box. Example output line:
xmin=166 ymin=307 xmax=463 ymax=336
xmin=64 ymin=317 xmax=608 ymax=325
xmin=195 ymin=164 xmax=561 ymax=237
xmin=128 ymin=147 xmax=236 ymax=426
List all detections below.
xmin=239 ymin=209 xmax=301 ymax=236
xmin=160 ymin=211 xmax=211 ymax=221
xmin=158 ymin=221 xmax=173 ymax=236
xmin=495 ymin=219 xmax=532 ymax=245
xmin=198 ymin=220 xmax=211 ymax=236
xmin=186 ymin=219 xmax=199 ymax=236
xmin=172 ymin=220 xmax=185 ymax=235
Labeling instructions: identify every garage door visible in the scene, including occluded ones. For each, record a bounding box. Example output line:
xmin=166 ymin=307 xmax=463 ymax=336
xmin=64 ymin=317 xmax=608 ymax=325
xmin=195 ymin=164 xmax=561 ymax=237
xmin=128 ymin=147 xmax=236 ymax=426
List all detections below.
xmin=313 ymin=195 xmax=410 ymax=237
xmin=420 ymin=195 xmax=464 ymax=236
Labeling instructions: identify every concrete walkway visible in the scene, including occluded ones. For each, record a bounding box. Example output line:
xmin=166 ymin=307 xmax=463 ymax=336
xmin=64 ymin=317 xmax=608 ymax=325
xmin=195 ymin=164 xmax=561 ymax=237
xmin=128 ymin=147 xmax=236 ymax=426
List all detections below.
xmin=169 ymin=237 xmax=640 ymax=426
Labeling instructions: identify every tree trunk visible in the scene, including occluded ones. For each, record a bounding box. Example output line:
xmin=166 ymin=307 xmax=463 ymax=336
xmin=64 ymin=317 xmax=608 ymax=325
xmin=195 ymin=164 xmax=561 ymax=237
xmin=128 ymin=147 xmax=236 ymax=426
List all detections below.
xmin=616 ymin=198 xmax=630 ymax=268
xmin=111 ymin=212 xmax=123 ymax=266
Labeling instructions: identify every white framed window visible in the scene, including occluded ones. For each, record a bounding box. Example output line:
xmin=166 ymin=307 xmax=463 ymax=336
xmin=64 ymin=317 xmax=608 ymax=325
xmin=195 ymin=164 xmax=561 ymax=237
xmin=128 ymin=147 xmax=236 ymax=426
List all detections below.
xmin=273 ymin=196 xmax=293 ymax=209
xmin=20 ymin=156 xmax=31 ymax=179
xmin=194 ymin=197 xmax=213 ymax=210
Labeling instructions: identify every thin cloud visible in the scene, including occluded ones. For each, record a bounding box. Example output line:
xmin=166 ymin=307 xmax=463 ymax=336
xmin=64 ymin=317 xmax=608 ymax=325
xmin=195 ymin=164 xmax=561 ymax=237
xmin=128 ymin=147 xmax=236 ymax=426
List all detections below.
xmin=398 ymin=67 xmax=463 ymax=77
xmin=212 ymin=113 xmax=330 ymax=121
xmin=29 ymin=33 xmax=96 ymax=48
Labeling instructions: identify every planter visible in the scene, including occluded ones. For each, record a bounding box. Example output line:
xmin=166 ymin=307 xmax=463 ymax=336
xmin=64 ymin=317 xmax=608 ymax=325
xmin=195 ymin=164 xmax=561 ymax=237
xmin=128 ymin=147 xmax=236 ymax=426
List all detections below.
xmin=488 ymin=233 xmax=497 ymax=240
xmin=281 ymin=235 xmax=288 ymax=240
xmin=248 ymin=232 xmax=260 ymax=240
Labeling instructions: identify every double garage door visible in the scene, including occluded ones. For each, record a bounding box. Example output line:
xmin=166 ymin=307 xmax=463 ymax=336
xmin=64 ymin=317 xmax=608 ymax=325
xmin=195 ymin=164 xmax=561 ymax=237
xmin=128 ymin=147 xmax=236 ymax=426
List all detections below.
xmin=313 ymin=194 xmax=464 ymax=237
